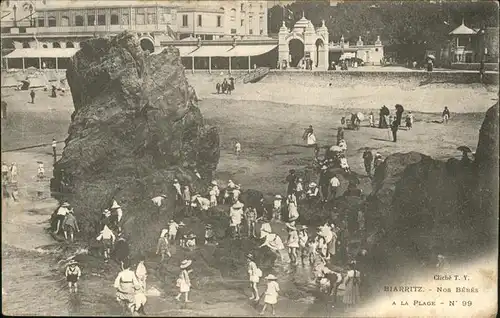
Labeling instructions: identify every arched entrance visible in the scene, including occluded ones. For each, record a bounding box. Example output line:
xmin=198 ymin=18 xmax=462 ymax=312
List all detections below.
xmin=139 ymin=38 xmax=154 ymax=53
xmin=288 ymin=39 xmax=304 ymax=68
xmin=315 ymin=38 xmax=326 ymax=69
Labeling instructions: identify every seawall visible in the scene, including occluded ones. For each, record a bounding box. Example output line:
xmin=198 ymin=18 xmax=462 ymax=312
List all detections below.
xmin=185 ymin=69 xmax=499 ymax=85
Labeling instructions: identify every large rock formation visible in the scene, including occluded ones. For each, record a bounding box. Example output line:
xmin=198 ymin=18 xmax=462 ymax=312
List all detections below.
xmin=52 ymin=32 xmax=219 ymax=252
xmin=366 ymin=103 xmax=498 ymax=265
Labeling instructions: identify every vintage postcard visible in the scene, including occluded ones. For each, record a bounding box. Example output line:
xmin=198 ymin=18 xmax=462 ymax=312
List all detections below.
xmin=1 ymin=0 xmax=498 ymax=317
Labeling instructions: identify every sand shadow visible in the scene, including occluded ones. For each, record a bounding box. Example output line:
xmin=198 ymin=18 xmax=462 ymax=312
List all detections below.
xmin=371 ymin=138 xmax=392 ymax=142
xmin=291 ymin=144 xmax=316 ymax=148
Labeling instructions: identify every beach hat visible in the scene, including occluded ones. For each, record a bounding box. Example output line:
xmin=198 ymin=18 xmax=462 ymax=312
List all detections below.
xmin=160 ymin=229 xmax=168 ymax=238
xmin=309 ymin=182 xmax=317 ymax=188
xmin=246 ymin=253 xmax=254 ymax=260
xmin=232 ymin=201 xmax=244 ymax=209
xmin=437 ymin=254 xmax=445 ymax=259
xmin=321 ymin=165 xmax=328 ymax=170
xmin=205 ymin=224 xmax=212 ymax=229
xmin=179 ymin=222 xmax=185 ymax=226
xmin=301 ymin=225 xmax=308 ymax=230
xmin=103 ymin=209 xmax=110 ymax=214
xmin=298 ymin=178 xmax=303 ymax=182
xmin=188 ymin=233 xmax=196 ymax=238
xmin=67 ymin=260 xmax=78 ymax=266
xmin=275 ymin=194 xmax=282 ymax=199
xmin=228 ymin=179 xmax=233 ymax=183
xmin=375 ymin=153 xmax=382 ymax=157
xmin=285 ymin=223 xmax=297 ymax=231
xmin=110 ymin=201 xmax=121 ymax=209
xmin=211 ymin=180 xmax=218 ymax=185
xmin=173 ymin=179 xmax=179 ymax=182
xmin=180 ymin=260 xmax=192 ymax=269
xmin=168 ymin=219 xmax=174 ymax=223
xmin=62 ymin=202 xmax=70 ymax=207
xmin=265 ymin=274 xmax=277 ymax=280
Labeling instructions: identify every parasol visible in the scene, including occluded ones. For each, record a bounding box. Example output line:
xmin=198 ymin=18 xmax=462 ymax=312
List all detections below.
xmin=427 ymin=54 xmax=436 ymax=60
xmin=330 ymin=145 xmax=342 ymax=152
xmin=457 ymin=146 xmax=472 ymax=153
xmin=356 ymin=112 xmax=364 ymax=121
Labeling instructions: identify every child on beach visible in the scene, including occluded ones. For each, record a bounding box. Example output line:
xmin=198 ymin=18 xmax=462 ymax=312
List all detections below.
xmin=168 ymin=220 xmax=179 ymax=244
xmin=260 ymin=274 xmax=280 ymax=316
xmin=177 ymin=222 xmax=186 ymax=247
xmin=175 ymin=260 xmax=193 ymax=303
xmin=204 ymin=224 xmax=216 ymax=245
xmin=298 ymin=225 xmax=309 ymax=262
xmin=135 ymin=258 xmax=148 ymax=291
xmin=235 ymin=141 xmax=241 ymax=156
xmin=65 ymin=260 xmax=82 ymax=293
xmin=185 ymin=233 xmax=196 ymax=251
xmin=156 ymin=229 xmax=171 ymax=262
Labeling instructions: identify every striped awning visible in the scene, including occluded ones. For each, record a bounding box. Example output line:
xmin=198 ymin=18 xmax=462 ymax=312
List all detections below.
xmin=4 ymin=48 xmax=79 ymax=59
xmin=223 ymin=44 xmax=278 ymax=57
xmin=180 ymin=44 xmax=277 ymax=57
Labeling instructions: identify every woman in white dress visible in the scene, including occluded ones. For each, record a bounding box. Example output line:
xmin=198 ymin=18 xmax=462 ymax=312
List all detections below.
xmin=303 ymin=125 xmax=317 ymax=146
xmin=287 ymin=193 xmax=299 ymax=222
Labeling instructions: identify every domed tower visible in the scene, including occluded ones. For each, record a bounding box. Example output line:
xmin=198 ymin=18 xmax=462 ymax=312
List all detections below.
xmin=314 ymin=20 xmax=329 ymax=70
xmin=278 ymin=21 xmax=290 ymax=69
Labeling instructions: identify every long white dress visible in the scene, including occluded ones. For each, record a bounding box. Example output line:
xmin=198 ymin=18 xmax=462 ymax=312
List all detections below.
xmin=307 ymin=133 xmax=317 ymax=145
xmin=287 ymin=195 xmax=299 ymax=221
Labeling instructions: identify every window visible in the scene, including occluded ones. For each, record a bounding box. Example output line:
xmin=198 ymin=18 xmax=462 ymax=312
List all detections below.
xmin=111 ymin=14 xmax=119 ymax=25
xmin=42 ymin=44 xmax=48 ymax=48
xmin=136 ymin=8 xmax=145 ymax=25
xmin=53 ymin=42 xmax=61 ymax=48
xmin=249 ymin=29 xmax=253 ymax=35
xmin=48 ymin=16 xmax=56 ymax=27
xmin=37 ymin=18 xmax=45 ymax=27
xmin=88 ymin=14 xmax=95 ymax=26
xmin=75 ymin=15 xmax=84 ymax=26
xmin=197 ymin=15 xmax=202 ymax=27
xmin=241 ymin=4 xmax=244 ymax=11
xmin=182 ymin=14 xmax=188 ymax=27
xmin=146 ymin=9 xmax=156 ymax=24
xmin=60 ymin=16 xmax=70 ymax=26
xmin=121 ymin=13 xmax=129 ymax=25
xmin=230 ymin=8 xmax=236 ymax=21
xmin=217 ymin=15 xmax=222 ymax=27
xmin=97 ymin=14 xmax=106 ymax=25
xmin=260 ymin=4 xmax=264 ymax=12
xmin=22 ymin=41 xmax=31 ymax=48
xmin=259 ymin=16 xmax=263 ymax=26
xmin=66 ymin=42 xmax=75 ymax=48
xmin=231 ymin=28 xmax=236 ymax=34
xmin=240 ymin=19 xmax=244 ymax=27
xmin=248 ymin=4 xmax=252 ymax=12
xmin=375 ymin=48 xmax=379 ymax=52
xmin=260 ymin=29 xmax=263 ymax=35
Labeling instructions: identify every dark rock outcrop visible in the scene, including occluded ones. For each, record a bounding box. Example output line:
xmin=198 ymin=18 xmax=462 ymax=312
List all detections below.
xmin=366 ymin=104 xmax=498 ymax=264
xmin=52 ymin=32 xmax=219 ymax=252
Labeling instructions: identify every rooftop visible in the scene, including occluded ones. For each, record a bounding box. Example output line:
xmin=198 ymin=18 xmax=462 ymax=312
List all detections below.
xmin=449 ymin=20 xmax=478 ymax=35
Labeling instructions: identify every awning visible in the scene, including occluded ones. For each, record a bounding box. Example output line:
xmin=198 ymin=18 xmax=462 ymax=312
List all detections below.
xmin=4 ymin=48 xmax=79 ymax=59
xmin=223 ymin=44 xmax=278 ymax=57
xmin=176 ymin=46 xmax=198 ymax=57
xmin=183 ymin=44 xmax=278 ymax=57
xmin=187 ymin=46 xmax=233 ymax=57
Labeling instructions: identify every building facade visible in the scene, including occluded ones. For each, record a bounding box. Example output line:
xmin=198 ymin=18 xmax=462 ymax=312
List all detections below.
xmin=277 ymin=15 xmax=384 ymax=71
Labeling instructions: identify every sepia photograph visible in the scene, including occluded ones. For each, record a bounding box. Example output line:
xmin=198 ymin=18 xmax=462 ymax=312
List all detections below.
xmin=1 ymin=0 xmax=498 ymax=316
